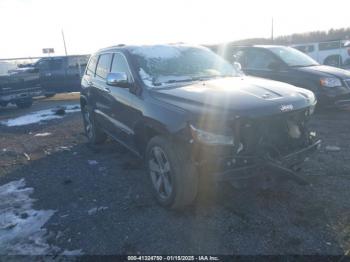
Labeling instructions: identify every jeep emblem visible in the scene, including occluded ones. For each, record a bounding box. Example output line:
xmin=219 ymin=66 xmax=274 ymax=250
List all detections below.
xmin=280 ymin=104 xmax=294 ymax=112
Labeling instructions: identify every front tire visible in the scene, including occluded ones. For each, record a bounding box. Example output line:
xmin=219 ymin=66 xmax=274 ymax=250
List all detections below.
xmin=146 ymin=136 xmax=198 ymax=209
xmin=81 ymin=105 xmax=107 ymax=145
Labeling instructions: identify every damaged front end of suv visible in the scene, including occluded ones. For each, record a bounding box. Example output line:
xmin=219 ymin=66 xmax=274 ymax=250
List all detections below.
xmin=188 ymin=90 xmax=321 ymax=186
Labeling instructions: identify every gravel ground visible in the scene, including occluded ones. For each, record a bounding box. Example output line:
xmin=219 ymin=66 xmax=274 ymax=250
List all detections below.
xmin=0 ymin=95 xmax=349 ymax=256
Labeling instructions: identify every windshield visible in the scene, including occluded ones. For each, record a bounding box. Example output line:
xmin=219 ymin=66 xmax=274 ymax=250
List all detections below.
xmin=129 ymin=45 xmax=241 ymax=88
xmin=269 ymin=46 xmax=319 ymax=67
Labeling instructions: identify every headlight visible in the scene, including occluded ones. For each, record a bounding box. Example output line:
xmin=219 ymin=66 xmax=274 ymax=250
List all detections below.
xmin=190 ymin=125 xmax=234 ymax=146
xmin=320 ymin=77 xmax=342 ymax=87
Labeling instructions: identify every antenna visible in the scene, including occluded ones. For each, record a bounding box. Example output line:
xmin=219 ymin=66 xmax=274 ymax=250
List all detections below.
xmin=271 ymin=17 xmax=274 ymax=43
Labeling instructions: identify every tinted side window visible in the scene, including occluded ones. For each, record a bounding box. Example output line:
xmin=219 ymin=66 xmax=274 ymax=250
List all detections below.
xmin=96 ymin=54 xmax=112 ymax=79
xmin=50 ymin=59 xmax=63 ymax=70
xmin=319 ymin=41 xmax=341 ymax=51
xmin=36 ymin=60 xmax=50 ymax=70
xmin=245 ymin=49 xmax=278 ymax=70
xmin=68 ymin=56 xmax=89 ymax=69
xmin=295 ymin=45 xmax=315 ymax=53
xmin=233 ymin=50 xmax=248 ymax=68
xmin=69 ymin=56 xmax=89 ymax=76
xmin=111 ymin=53 xmax=132 ymax=81
xmin=86 ymin=55 xmax=98 ymax=76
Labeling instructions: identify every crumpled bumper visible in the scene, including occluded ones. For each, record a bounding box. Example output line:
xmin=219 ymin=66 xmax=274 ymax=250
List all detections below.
xmin=202 ymin=139 xmax=321 ymax=185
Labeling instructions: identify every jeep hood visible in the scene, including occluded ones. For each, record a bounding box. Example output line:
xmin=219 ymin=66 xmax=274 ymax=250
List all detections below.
xmin=294 ymin=65 xmax=350 ymax=79
xmin=150 ymin=77 xmax=315 ymax=117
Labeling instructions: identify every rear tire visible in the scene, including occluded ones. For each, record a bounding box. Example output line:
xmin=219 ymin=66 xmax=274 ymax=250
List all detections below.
xmin=146 ymin=136 xmax=198 ymax=210
xmin=81 ymin=105 xmax=107 ymax=145
xmin=15 ymin=99 xmax=33 ymax=109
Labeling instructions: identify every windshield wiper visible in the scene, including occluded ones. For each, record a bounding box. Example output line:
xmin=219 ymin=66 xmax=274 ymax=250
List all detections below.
xmin=291 ymin=64 xmax=318 ymax=68
xmin=190 ymin=75 xmax=233 ymax=81
xmin=152 ymin=75 xmax=233 ymax=86
xmin=153 ymin=78 xmax=194 ymax=86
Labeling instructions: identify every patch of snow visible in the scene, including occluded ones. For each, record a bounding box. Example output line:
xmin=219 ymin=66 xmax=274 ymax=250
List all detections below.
xmin=130 ymin=45 xmax=183 ymax=59
xmin=87 ymin=160 xmax=98 ymax=166
xmin=0 ymin=104 xmax=80 ymax=127
xmin=58 ymin=146 xmax=71 ymax=151
xmin=0 ymin=179 xmax=82 ymax=255
xmin=0 ymin=179 xmax=55 ymax=255
xmin=138 ymin=69 xmax=193 ymax=88
xmin=23 ymin=153 xmax=31 ymax=161
xmin=87 ymin=206 xmax=108 ymax=215
xmin=139 ymin=68 xmax=155 ymax=87
xmin=62 ymin=249 xmax=83 ymax=255
xmin=325 ymin=145 xmax=341 ymax=152
xmin=34 ymin=132 xmax=52 ymax=137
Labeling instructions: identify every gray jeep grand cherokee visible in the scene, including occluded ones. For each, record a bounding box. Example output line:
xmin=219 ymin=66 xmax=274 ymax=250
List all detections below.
xmin=80 ymin=44 xmax=320 ymax=209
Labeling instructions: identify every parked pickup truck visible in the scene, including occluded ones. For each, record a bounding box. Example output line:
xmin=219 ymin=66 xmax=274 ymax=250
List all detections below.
xmin=0 ymin=67 xmax=42 ymax=108
xmin=33 ymin=55 xmax=89 ymax=96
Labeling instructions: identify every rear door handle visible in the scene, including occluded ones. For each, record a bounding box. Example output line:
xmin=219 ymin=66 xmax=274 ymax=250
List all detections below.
xmin=87 ymin=81 xmax=93 ymax=86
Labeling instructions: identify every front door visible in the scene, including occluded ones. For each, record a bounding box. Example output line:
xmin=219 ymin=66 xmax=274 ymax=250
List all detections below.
xmin=103 ymin=52 xmax=138 ymax=152
xmin=236 ymin=48 xmax=292 ymax=83
xmin=37 ymin=58 xmax=66 ymax=94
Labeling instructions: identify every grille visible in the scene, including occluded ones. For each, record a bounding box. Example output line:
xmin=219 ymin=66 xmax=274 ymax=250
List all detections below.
xmin=238 ymin=110 xmax=308 ymax=156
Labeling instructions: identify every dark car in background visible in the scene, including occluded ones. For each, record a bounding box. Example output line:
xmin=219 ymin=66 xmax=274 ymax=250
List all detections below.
xmin=231 ymin=45 xmax=350 ymax=109
xmin=0 ymin=67 xmax=42 ymax=108
xmin=80 ymin=44 xmax=320 ymax=209
xmin=34 ymin=55 xmax=89 ymax=96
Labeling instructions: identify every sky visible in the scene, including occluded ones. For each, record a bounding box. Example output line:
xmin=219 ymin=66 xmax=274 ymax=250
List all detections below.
xmin=0 ymin=0 xmax=349 ymax=58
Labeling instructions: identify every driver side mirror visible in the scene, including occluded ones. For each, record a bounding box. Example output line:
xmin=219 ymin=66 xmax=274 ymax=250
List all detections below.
xmin=106 ymin=72 xmax=129 ymax=88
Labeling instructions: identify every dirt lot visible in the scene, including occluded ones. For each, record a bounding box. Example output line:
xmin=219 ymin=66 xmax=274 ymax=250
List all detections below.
xmin=0 ymin=93 xmax=349 ymax=256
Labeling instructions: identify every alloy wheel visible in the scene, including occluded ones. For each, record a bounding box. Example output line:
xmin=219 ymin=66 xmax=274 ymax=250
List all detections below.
xmin=83 ymin=108 xmax=93 ymax=139
xmin=149 ymin=146 xmax=173 ymax=200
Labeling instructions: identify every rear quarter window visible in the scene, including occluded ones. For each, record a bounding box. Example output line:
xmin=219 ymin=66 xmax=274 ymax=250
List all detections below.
xmin=319 ymin=41 xmax=341 ymax=51
xmin=95 ymin=54 xmax=112 ymax=79
xmin=49 ymin=59 xmax=63 ymax=70
xmin=86 ymin=55 xmax=98 ymax=76
xmin=295 ymin=45 xmax=315 ymax=53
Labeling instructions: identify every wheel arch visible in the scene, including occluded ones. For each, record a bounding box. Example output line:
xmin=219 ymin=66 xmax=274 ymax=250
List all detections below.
xmin=80 ymin=95 xmax=88 ymax=108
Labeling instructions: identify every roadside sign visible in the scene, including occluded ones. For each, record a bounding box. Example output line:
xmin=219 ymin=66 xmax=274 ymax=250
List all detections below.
xmin=42 ymin=48 xmax=54 ymax=54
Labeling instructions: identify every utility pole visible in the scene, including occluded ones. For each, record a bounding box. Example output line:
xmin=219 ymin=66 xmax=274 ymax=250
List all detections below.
xmin=61 ymin=29 xmax=68 ymax=56
xmin=271 ymin=17 xmax=274 ymax=43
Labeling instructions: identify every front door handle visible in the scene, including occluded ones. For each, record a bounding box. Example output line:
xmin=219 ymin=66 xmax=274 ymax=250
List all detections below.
xmin=104 ymin=87 xmax=111 ymax=93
